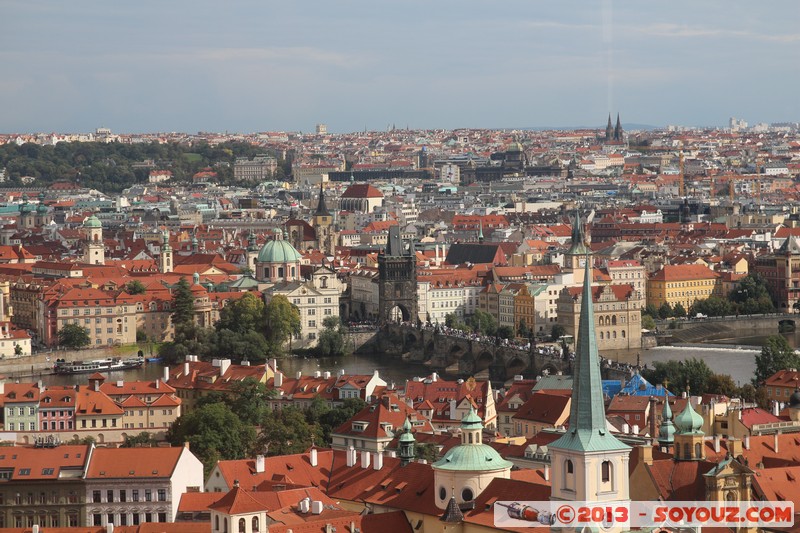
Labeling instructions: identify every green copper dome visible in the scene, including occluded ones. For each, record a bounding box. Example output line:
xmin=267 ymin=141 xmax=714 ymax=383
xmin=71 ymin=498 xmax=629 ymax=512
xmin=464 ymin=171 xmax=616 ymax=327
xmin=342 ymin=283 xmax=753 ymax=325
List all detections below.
xmin=399 ymin=417 xmax=416 ymax=443
xmin=432 ymin=406 xmax=513 ymax=472
xmin=674 ymin=400 xmax=704 ymax=435
xmin=658 ymin=396 xmax=675 ymax=446
xmin=257 ymin=231 xmax=301 ymax=264
xmin=83 ymin=215 xmax=102 ymax=228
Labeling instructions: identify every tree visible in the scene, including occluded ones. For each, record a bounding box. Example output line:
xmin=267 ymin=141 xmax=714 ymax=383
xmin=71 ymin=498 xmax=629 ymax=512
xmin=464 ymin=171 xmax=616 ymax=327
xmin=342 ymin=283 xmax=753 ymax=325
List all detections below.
xmin=228 ymin=378 xmax=275 ymax=426
xmin=315 ymin=316 xmax=348 ymax=357
xmin=729 ymin=273 xmax=775 ymax=315
xmin=641 ymin=314 xmax=657 ymax=331
xmin=264 ymin=295 xmax=301 ymax=353
xmin=14 ymin=344 xmax=22 ymax=356
xmin=136 ymin=329 xmax=147 ymax=343
xmin=496 ymin=325 xmax=515 ymax=340
xmin=754 ymin=335 xmax=800 ymax=384
xmin=641 ymin=357 xmax=714 ymax=395
xmin=124 ymin=280 xmax=147 ymax=295
xmin=658 ymin=302 xmax=674 ymax=319
xmin=171 ymin=277 xmax=196 ymax=332
xmin=706 ymin=374 xmax=739 ymax=397
xmin=307 ymin=396 xmax=367 ymax=445
xmin=550 ymin=324 xmax=567 ymax=342
xmin=691 ymin=296 xmax=734 ymax=317
xmin=167 ymin=402 xmax=256 ymax=474
xmin=216 ymin=293 xmax=265 ymax=335
xmin=121 ymin=431 xmax=156 ymax=448
xmin=468 ymin=310 xmax=497 ymax=336
xmin=416 ymin=442 xmax=439 ymax=462
xmin=643 ymin=303 xmax=659 ymax=318
xmin=672 ymin=303 xmax=687 ymax=318
xmin=58 ymin=324 xmax=90 ymax=349
xmin=518 ymin=319 xmax=530 ymax=339
xmin=211 ymin=328 xmax=270 ymax=363
xmin=258 ymin=407 xmax=324 ymax=456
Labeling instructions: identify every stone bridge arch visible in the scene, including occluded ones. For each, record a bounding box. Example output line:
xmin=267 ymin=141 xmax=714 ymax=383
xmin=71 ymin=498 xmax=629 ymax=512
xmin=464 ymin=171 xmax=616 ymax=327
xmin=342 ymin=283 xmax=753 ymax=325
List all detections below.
xmin=475 ymin=350 xmax=495 ymax=372
xmin=506 ymin=356 xmax=527 ymax=377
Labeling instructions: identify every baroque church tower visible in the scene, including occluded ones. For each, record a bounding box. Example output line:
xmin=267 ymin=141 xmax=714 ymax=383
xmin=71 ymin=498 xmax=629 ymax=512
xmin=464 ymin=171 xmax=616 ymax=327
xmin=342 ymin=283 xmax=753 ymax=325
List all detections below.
xmin=313 ymin=183 xmax=336 ymax=257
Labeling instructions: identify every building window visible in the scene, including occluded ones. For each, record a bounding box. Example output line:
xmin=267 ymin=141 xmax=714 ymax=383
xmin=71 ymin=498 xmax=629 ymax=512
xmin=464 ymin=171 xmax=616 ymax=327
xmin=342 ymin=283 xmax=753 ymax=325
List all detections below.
xmin=93 ymin=490 xmax=101 ymax=503
xmin=462 ymin=487 xmax=474 ymax=502
xmin=157 ymin=489 xmax=166 ymax=501
xmin=601 ymin=460 xmax=611 ymax=483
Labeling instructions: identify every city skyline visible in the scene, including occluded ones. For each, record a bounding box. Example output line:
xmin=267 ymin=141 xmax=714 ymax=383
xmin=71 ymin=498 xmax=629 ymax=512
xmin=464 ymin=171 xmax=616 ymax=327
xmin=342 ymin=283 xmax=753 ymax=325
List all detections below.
xmin=2 ymin=0 xmax=799 ymax=134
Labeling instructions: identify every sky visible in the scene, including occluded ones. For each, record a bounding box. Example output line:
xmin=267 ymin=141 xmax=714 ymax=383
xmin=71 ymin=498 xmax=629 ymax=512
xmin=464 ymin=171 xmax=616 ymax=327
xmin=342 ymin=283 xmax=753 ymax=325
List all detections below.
xmin=2 ymin=1 xmax=799 ymax=134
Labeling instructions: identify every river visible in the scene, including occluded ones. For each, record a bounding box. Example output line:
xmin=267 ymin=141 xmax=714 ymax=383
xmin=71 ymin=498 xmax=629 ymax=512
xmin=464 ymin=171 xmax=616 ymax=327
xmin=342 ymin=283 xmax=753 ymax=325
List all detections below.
xmin=38 ymin=325 xmax=800 ymax=390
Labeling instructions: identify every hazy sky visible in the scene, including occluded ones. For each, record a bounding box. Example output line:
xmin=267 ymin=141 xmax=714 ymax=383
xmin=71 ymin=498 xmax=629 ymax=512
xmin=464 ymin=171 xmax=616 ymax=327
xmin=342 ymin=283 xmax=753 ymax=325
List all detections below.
xmin=2 ymin=1 xmax=799 ymax=134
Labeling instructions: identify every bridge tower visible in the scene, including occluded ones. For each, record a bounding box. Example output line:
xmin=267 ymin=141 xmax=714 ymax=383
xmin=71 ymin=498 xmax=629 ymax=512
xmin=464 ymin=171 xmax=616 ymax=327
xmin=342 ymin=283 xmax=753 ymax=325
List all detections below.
xmin=378 ymin=225 xmax=418 ymax=323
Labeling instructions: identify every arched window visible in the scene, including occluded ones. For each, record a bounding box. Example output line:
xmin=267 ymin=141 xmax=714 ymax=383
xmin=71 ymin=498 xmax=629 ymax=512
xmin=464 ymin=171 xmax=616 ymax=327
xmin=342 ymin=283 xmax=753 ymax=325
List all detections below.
xmin=223 ymin=518 xmax=228 ymax=533
xmin=278 ymin=267 xmax=284 ymax=278
xmin=684 ymin=443 xmax=690 ymax=459
xmin=320 ymin=276 xmax=328 ymax=288
xmin=621 ymin=330 xmax=626 ymax=338
xmin=566 ymin=459 xmax=574 ymax=474
xmin=238 ymin=518 xmax=245 ymax=533
xmin=599 ymin=331 xmax=604 ymax=340
xmin=601 ymin=460 xmax=611 ymax=483
xmin=468 ymin=433 xmax=473 ymax=444
xmin=695 ymin=442 xmax=702 ymax=458
xmin=612 ymin=315 xmax=617 ymax=325
xmin=252 ymin=516 xmax=259 ymax=532
xmin=291 ymin=267 xmax=296 ymax=278
xmin=215 ymin=516 xmax=219 ymax=531
xmin=613 ymin=331 xmax=617 ymax=339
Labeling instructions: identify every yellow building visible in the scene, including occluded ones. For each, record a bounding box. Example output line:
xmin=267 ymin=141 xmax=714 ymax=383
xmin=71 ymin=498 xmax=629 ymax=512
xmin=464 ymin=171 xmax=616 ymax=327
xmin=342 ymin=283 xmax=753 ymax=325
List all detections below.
xmin=512 ymin=284 xmax=535 ymax=336
xmin=646 ymin=264 xmax=721 ymax=310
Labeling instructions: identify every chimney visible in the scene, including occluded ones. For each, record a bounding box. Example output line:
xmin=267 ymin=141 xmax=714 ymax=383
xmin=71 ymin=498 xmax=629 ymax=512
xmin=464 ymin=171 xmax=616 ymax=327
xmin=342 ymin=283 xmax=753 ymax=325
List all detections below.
xmin=641 ymin=444 xmax=654 ymax=466
xmin=388 ymin=450 xmax=397 ymax=458
xmin=774 ymin=431 xmax=781 ymax=453
xmin=632 ymin=424 xmax=639 ymax=435
xmin=543 ymin=464 xmax=550 ymax=481
xmin=323 ymin=371 xmax=331 ymax=380
xmin=270 ymin=358 xmax=278 ymax=372
xmin=744 ymin=435 xmax=750 ymax=450
xmin=299 ymin=497 xmax=310 ymax=513
xmin=241 ymin=360 xmax=250 ymax=367
xmin=296 ymin=371 xmax=303 ymax=379
xmin=116 ymin=380 xmax=123 ymax=388
xmin=106 ymin=525 xmax=114 ymax=533
xmin=373 ymin=451 xmax=383 ymax=470
xmin=431 ymin=372 xmax=438 ymax=382
xmin=155 ymin=379 xmax=160 ymax=389
xmin=310 ymin=448 xmax=318 ymax=467
xmin=730 ymin=437 xmax=743 ymax=457
xmin=449 ymin=399 xmax=457 ymax=420
xmin=360 ymin=450 xmax=371 ymax=469
xmin=773 ymin=401 xmax=780 ymax=417
xmin=255 ymin=455 xmax=265 ymax=473
xmin=32 ymin=526 xmax=39 ymax=533
xmin=219 ymin=359 xmax=231 ymax=375
xmin=93 ymin=379 xmax=100 ymax=392
xmin=311 ymin=500 xmax=323 ymax=515
xmin=713 ymin=435 xmax=720 ymax=453
xmin=346 ymin=446 xmax=356 ymax=467
xmin=339 ymin=369 xmax=346 ymax=377
xmin=183 ymin=362 xmax=190 ymax=376
xmin=314 ymin=370 xmax=321 ymax=378
xmin=163 ymin=367 xmax=169 ymax=383
xmin=274 ymin=371 xmax=283 ymax=388
xmin=682 ymin=391 xmax=687 ymax=399
xmin=622 ymin=423 xmax=630 ymax=434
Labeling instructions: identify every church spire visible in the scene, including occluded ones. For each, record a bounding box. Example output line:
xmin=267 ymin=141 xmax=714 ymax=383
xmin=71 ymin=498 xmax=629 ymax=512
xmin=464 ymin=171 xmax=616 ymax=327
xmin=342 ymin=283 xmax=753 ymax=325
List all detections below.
xmin=605 ymin=113 xmax=614 ymax=141
xmin=314 ymin=182 xmax=331 ymax=217
xmin=549 ymin=256 xmax=628 ymax=452
xmin=614 ymin=113 xmax=623 ymax=141
xmin=658 ymin=388 xmax=675 ymax=448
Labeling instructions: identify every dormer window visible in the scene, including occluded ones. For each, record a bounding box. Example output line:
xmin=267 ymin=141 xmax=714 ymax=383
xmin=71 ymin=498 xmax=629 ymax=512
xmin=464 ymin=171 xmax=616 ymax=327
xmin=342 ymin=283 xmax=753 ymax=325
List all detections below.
xmin=352 ymin=422 xmax=367 ymax=432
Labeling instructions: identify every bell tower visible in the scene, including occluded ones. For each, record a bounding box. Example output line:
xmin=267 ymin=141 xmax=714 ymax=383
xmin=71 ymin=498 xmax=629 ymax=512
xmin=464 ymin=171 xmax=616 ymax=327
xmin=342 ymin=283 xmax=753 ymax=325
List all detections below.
xmin=313 ymin=183 xmax=336 ymax=256
xmin=82 ymin=215 xmax=105 ymax=265
xmin=159 ymin=231 xmax=173 ymax=274
xmin=377 ymin=225 xmax=417 ymax=323
xmin=564 ymin=208 xmax=590 ymax=285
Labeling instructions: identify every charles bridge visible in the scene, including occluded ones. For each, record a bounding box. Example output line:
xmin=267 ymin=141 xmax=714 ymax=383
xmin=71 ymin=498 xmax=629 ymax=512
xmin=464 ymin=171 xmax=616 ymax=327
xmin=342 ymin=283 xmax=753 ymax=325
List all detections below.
xmin=357 ymin=324 xmax=634 ymax=383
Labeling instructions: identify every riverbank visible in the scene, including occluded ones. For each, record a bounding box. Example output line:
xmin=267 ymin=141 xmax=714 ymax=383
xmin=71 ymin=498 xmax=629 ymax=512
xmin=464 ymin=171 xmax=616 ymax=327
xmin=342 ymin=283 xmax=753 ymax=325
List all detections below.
xmin=0 ymin=344 xmax=144 ymax=381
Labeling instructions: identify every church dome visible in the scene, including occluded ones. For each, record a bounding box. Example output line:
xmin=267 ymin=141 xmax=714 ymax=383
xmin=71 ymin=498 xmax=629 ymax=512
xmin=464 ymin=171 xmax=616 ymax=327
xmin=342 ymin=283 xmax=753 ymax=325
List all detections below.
xmin=257 ymin=230 xmax=301 ymax=264
xmin=36 ymin=203 xmax=48 ymax=214
xmin=83 ymin=215 xmax=102 ymax=229
xmin=674 ymin=401 xmax=704 ymax=434
xmin=506 ymin=141 xmax=523 ymax=153
xmin=432 ymin=406 xmax=513 ymax=472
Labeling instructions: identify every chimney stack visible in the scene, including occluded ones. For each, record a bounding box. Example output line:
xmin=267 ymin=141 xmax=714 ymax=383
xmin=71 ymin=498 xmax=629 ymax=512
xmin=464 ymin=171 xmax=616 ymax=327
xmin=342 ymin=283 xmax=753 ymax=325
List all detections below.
xmin=373 ymin=451 xmax=383 ymax=471
xmin=183 ymin=361 xmax=190 ymax=376
xmin=360 ymin=450 xmax=371 ymax=469
xmin=346 ymin=446 xmax=356 ymax=467
xmin=255 ymin=455 xmax=265 ymax=473
xmin=543 ymin=464 xmax=550 ymax=481
xmin=311 ymin=500 xmax=323 ymax=515
xmin=713 ymin=435 xmax=720 ymax=453
xmin=775 ymin=431 xmax=781 ymax=453
xmin=116 ymin=380 xmax=123 ymax=388
xmin=744 ymin=435 xmax=750 ymax=450
xmin=632 ymin=424 xmax=639 ymax=435
xmin=270 ymin=358 xmax=278 ymax=371
xmin=296 ymin=371 xmax=302 ymax=379
xmin=310 ymin=448 xmax=318 ymax=467
xmin=274 ymin=371 xmax=283 ymax=388
xmin=163 ymin=367 xmax=169 ymax=383
xmin=314 ymin=370 xmax=321 ymax=378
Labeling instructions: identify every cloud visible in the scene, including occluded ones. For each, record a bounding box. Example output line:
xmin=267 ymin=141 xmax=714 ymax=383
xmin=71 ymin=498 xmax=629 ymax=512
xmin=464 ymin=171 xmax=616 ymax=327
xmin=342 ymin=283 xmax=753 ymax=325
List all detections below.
xmin=631 ymin=23 xmax=800 ymax=43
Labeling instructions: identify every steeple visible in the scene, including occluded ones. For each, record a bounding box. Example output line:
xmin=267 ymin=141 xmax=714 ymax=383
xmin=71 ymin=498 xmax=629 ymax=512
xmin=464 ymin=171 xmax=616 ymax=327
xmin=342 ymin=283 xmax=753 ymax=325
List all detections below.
xmin=314 ymin=182 xmax=331 ymax=217
xmin=614 ymin=113 xmax=623 ymax=141
xmin=566 ymin=207 xmax=590 ymax=256
xmin=658 ymin=390 xmax=675 ymax=449
xmin=398 ymin=416 xmax=416 ymax=466
xmin=555 ymin=258 xmax=625 ymax=446
xmin=605 ymin=113 xmax=614 ymax=141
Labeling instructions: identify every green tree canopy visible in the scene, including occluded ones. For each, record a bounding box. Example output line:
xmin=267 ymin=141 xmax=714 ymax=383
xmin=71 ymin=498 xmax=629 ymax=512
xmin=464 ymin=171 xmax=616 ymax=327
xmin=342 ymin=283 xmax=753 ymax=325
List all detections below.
xmin=641 ymin=314 xmax=657 ymax=330
xmin=672 ymin=303 xmax=687 ymax=318
xmin=729 ymin=273 xmax=775 ymax=315
xmin=228 ymin=377 xmax=275 ymax=426
xmin=469 ymin=309 xmax=497 ymax=336
xmin=691 ymin=296 xmax=734 ymax=317
xmin=315 ymin=316 xmax=348 ymax=357
xmin=258 ymin=407 xmax=323 ymax=456
xmin=171 ymin=277 xmax=196 ymax=331
xmin=264 ymin=295 xmax=301 ymax=353
xmin=641 ymin=357 xmax=714 ymax=395
xmin=754 ymin=335 xmax=800 ymax=384
xmin=167 ymin=402 xmax=256 ymax=474
xmin=58 ymin=324 xmax=90 ymax=349
xmin=124 ymin=280 xmax=147 ymax=295
xmin=550 ymin=324 xmax=566 ymax=342
xmin=643 ymin=303 xmax=659 ymax=318
xmin=657 ymin=302 xmax=674 ymax=319
xmin=216 ymin=293 xmax=265 ymax=335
